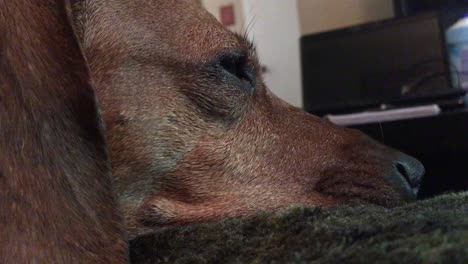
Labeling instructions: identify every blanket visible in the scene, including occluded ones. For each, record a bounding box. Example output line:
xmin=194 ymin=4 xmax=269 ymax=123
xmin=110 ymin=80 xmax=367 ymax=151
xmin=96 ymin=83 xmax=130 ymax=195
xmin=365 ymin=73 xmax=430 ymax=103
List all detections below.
xmin=130 ymin=192 xmax=468 ymax=264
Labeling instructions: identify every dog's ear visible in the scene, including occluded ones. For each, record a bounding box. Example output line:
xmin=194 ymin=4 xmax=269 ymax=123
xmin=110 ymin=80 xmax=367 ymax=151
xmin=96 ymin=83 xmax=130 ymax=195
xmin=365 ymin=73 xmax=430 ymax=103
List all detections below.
xmin=0 ymin=1 xmax=127 ymax=263
xmin=65 ymin=0 xmax=87 ymax=43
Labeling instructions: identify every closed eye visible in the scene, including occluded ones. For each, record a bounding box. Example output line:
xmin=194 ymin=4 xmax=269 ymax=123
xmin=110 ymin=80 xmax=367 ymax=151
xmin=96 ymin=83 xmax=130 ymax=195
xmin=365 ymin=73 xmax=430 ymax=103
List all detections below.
xmin=218 ymin=52 xmax=256 ymax=93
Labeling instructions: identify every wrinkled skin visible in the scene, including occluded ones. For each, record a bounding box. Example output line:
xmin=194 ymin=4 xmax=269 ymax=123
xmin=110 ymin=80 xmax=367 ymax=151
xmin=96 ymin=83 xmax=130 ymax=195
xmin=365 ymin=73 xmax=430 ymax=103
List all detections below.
xmin=72 ymin=0 xmax=424 ymax=238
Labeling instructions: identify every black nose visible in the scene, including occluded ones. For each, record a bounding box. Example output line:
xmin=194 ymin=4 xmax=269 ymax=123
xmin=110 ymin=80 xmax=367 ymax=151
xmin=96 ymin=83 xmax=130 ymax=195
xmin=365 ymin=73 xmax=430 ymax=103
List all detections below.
xmin=393 ymin=155 xmax=425 ymax=195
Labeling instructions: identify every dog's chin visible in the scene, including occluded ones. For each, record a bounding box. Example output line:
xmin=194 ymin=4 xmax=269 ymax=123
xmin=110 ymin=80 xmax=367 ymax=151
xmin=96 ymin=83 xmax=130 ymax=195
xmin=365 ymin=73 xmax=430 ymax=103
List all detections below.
xmin=122 ymin=176 xmax=420 ymax=240
xmin=315 ymin=186 xmax=415 ymax=209
xmin=344 ymin=194 xmax=412 ymax=208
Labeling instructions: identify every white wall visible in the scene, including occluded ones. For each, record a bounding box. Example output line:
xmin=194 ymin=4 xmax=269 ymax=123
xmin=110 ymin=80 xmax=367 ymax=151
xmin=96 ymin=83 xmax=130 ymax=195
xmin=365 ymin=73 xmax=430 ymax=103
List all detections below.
xmin=298 ymin=0 xmax=394 ymax=35
xmin=242 ymin=0 xmax=303 ymax=107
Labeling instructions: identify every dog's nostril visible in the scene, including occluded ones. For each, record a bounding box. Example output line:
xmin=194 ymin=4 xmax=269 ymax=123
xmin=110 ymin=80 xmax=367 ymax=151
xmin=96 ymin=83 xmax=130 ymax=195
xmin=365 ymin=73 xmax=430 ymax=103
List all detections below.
xmin=393 ymin=157 xmax=424 ymax=189
xmin=395 ymin=162 xmax=410 ymax=183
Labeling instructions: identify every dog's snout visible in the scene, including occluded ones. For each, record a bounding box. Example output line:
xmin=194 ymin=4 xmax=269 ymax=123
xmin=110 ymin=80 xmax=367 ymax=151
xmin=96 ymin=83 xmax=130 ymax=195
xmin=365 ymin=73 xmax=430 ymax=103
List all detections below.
xmin=393 ymin=155 xmax=425 ymax=194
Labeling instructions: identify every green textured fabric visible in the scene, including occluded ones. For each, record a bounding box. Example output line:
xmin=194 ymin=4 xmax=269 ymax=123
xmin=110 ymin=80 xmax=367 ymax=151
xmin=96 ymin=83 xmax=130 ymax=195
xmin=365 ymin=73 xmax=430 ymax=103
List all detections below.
xmin=130 ymin=192 xmax=468 ymax=264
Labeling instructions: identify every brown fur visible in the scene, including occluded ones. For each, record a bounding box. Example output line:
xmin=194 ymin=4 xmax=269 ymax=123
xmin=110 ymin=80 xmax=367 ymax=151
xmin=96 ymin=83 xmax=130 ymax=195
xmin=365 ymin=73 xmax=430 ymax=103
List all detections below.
xmin=1 ymin=2 xmax=425 ymax=262
xmin=0 ymin=0 xmax=127 ymax=262
xmin=71 ymin=0 xmax=425 ymax=239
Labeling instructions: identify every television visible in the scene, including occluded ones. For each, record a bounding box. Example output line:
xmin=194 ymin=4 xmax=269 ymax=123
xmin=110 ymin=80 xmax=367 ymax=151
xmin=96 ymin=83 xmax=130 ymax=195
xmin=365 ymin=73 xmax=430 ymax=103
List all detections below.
xmin=301 ymin=13 xmax=464 ymax=115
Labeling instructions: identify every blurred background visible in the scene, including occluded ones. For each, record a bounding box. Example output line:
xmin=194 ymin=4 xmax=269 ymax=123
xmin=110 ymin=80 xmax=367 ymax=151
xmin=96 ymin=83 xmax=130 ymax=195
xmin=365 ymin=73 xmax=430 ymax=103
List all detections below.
xmin=202 ymin=0 xmax=396 ymax=108
xmin=200 ymin=0 xmax=468 ymax=198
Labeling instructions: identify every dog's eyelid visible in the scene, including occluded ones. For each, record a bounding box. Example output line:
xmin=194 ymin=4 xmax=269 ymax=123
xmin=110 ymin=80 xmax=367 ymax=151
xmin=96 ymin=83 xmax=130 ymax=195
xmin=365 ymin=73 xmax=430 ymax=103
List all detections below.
xmin=216 ymin=51 xmax=256 ymax=93
xmin=217 ymin=49 xmax=247 ymax=62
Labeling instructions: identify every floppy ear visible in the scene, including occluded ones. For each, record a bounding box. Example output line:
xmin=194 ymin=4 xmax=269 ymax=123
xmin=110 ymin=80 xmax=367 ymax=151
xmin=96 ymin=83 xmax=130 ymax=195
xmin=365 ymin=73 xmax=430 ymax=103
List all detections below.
xmin=0 ymin=0 xmax=127 ymax=263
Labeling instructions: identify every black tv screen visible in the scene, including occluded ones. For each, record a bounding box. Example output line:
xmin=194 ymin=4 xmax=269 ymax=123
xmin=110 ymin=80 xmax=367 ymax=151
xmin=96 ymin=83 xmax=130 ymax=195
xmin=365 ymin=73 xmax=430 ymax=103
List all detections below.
xmin=301 ymin=13 xmax=454 ymax=115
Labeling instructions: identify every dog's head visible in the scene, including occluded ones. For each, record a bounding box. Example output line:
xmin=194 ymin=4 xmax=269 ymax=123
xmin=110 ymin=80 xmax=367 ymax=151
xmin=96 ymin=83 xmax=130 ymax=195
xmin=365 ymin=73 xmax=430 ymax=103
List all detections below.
xmin=72 ymin=0 xmax=424 ymax=238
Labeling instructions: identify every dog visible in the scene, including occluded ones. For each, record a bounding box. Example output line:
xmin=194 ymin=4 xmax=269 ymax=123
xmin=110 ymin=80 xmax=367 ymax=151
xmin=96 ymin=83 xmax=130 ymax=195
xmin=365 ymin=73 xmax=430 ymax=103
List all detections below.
xmin=70 ymin=0 xmax=424 ymax=239
xmin=1 ymin=0 xmax=424 ymax=262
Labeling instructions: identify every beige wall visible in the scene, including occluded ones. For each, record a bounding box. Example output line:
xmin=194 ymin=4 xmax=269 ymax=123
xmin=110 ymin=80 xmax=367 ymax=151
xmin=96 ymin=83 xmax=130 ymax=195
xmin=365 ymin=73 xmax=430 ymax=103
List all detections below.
xmin=298 ymin=0 xmax=394 ymax=35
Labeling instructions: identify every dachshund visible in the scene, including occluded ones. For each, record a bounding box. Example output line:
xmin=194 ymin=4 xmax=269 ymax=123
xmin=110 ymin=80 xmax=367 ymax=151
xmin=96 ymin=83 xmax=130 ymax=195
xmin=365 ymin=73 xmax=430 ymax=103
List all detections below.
xmin=1 ymin=0 xmax=425 ymax=262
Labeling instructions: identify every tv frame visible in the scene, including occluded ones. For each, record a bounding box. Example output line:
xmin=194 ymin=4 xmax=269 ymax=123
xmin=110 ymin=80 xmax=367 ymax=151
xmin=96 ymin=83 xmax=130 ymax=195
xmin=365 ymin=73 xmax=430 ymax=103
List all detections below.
xmin=301 ymin=13 xmax=465 ymax=116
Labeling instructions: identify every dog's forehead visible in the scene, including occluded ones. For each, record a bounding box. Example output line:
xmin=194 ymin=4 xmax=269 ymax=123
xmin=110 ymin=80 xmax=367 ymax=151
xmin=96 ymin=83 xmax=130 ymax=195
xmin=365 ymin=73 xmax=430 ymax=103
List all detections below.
xmin=82 ymin=0 xmax=241 ymax=63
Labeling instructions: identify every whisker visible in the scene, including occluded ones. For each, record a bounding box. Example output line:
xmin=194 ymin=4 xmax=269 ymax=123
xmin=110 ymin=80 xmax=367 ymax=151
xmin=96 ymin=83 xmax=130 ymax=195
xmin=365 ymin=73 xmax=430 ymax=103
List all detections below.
xmin=378 ymin=122 xmax=385 ymax=144
xmin=244 ymin=16 xmax=256 ymax=41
